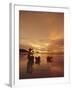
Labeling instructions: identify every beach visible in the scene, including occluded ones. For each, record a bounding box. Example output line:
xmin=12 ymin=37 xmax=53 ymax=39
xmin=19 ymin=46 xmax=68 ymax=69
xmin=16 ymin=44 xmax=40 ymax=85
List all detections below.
xmin=19 ymin=53 xmax=64 ymax=79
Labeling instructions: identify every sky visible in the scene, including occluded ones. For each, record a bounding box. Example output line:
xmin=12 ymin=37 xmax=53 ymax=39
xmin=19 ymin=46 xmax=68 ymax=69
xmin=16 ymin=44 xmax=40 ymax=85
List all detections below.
xmin=19 ymin=11 xmax=64 ymax=53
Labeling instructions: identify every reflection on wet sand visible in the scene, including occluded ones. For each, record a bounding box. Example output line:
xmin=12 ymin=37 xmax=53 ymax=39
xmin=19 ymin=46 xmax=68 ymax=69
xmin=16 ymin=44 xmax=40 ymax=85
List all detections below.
xmin=19 ymin=49 xmax=64 ymax=79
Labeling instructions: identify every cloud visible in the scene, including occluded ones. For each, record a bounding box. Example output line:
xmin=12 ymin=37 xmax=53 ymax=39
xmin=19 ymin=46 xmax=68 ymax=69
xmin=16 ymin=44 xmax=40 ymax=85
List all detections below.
xmin=19 ymin=11 xmax=64 ymax=53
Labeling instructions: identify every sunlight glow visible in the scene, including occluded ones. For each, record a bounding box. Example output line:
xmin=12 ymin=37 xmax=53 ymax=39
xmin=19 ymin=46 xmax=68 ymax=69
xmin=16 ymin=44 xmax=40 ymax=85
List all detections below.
xmin=29 ymin=43 xmax=42 ymax=49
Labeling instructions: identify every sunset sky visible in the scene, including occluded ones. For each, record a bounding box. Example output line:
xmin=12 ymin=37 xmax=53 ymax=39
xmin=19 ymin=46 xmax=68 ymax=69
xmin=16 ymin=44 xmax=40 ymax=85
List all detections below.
xmin=19 ymin=11 xmax=64 ymax=53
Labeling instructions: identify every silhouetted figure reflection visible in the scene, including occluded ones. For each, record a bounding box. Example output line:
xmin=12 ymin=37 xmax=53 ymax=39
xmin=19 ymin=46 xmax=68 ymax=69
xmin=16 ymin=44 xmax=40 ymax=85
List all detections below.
xmin=35 ymin=56 xmax=41 ymax=65
xmin=27 ymin=48 xmax=34 ymax=73
xmin=47 ymin=56 xmax=53 ymax=63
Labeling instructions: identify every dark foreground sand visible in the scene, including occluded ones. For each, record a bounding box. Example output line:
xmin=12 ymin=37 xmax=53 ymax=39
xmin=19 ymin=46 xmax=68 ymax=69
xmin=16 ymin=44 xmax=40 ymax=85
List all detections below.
xmin=19 ymin=54 xmax=64 ymax=79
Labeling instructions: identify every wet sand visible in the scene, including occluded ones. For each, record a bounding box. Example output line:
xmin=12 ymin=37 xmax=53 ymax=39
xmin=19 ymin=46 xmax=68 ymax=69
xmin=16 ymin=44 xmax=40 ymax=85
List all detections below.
xmin=19 ymin=54 xmax=64 ymax=79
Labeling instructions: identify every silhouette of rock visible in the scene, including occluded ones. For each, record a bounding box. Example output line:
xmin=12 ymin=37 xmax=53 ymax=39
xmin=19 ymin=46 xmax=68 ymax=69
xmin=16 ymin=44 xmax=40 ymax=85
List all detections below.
xmin=47 ymin=56 xmax=53 ymax=63
xmin=19 ymin=49 xmax=28 ymax=55
xmin=35 ymin=56 xmax=41 ymax=65
xmin=27 ymin=48 xmax=34 ymax=73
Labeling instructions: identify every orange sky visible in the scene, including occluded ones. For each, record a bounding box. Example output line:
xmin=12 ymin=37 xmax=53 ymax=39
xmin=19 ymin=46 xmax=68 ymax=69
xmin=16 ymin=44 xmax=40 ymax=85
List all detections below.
xmin=19 ymin=11 xmax=64 ymax=53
